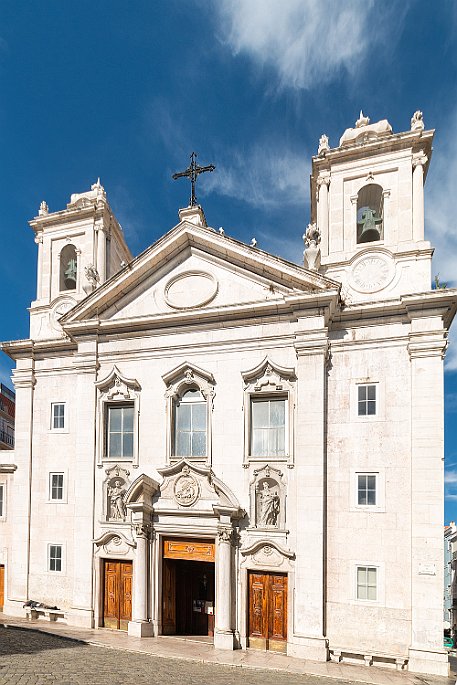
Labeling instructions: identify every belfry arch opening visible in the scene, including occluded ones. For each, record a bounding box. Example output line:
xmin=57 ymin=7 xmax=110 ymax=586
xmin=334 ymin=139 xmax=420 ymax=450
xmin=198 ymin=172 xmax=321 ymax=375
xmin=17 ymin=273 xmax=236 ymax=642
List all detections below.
xmin=60 ymin=244 xmax=78 ymax=291
xmin=356 ymin=183 xmax=384 ymax=244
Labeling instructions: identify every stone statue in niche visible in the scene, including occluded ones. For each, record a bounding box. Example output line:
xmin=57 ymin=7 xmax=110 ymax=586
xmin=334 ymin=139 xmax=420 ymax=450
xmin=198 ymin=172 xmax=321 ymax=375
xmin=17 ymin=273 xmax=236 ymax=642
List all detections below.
xmin=108 ymin=479 xmax=127 ymax=520
xmin=257 ymin=478 xmax=280 ymax=527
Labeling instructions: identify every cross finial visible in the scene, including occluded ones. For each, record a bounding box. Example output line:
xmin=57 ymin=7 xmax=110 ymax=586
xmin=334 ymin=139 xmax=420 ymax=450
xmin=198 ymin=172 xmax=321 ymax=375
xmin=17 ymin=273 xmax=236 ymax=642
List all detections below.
xmin=172 ymin=152 xmax=215 ymax=207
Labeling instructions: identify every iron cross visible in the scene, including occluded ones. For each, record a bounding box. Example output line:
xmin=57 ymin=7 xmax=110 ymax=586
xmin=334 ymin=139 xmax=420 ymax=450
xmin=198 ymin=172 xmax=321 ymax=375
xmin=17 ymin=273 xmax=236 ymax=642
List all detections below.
xmin=172 ymin=152 xmax=215 ymax=207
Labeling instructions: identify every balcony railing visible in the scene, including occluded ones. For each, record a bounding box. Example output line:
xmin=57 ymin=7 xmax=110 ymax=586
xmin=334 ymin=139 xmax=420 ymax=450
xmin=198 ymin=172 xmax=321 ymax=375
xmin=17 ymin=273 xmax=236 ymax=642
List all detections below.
xmin=0 ymin=430 xmax=14 ymax=447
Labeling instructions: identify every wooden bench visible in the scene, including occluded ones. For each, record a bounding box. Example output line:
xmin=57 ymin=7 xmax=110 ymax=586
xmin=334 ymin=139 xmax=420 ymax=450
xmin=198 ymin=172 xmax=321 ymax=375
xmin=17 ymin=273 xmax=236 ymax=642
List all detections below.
xmin=330 ymin=647 xmax=408 ymax=671
xmin=25 ymin=607 xmax=66 ymax=622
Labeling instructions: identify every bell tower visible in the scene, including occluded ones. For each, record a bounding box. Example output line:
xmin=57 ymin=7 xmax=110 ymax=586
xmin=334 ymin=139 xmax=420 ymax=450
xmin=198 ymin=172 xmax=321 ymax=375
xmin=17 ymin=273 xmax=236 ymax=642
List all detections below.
xmin=308 ymin=111 xmax=434 ymax=301
xmin=29 ymin=180 xmax=132 ymax=340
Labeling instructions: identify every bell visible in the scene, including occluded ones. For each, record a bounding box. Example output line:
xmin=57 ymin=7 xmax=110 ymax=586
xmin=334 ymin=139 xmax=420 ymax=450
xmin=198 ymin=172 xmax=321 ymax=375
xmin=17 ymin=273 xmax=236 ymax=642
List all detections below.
xmin=64 ymin=258 xmax=77 ymax=287
xmin=358 ymin=207 xmax=382 ymax=243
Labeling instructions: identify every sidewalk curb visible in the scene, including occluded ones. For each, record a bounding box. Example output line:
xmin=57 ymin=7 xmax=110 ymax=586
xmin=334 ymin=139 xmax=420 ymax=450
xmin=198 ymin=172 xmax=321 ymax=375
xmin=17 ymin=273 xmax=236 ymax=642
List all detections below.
xmin=1 ymin=620 xmax=454 ymax=685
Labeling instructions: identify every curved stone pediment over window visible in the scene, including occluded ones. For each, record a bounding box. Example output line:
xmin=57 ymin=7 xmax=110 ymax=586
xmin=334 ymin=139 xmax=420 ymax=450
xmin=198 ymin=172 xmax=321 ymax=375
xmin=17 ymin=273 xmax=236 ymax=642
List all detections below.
xmin=162 ymin=362 xmax=216 ymax=465
xmin=93 ymin=530 xmax=136 ymax=557
xmin=95 ymin=366 xmax=141 ymax=467
xmin=242 ymin=357 xmax=296 ymax=393
xmin=240 ymin=538 xmax=295 ymax=571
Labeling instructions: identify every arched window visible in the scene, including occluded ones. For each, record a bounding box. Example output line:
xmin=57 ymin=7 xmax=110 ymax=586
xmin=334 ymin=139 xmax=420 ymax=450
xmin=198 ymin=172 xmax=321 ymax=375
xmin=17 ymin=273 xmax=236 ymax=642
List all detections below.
xmin=357 ymin=184 xmax=383 ymax=244
xmin=60 ymin=244 xmax=77 ymax=291
xmin=173 ymin=388 xmax=207 ymax=458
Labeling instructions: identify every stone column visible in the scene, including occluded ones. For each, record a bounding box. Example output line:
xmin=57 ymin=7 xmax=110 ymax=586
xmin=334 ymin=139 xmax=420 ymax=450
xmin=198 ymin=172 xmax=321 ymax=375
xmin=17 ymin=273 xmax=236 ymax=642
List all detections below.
xmin=128 ymin=524 xmax=153 ymax=637
xmin=412 ymin=153 xmax=427 ymax=242
xmin=34 ymin=234 xmax=43 ymax=300
xmin=214 ymin=526 xmax=234 ymax=649
xmin=96 ymin=223 xmax=106 ymax=283
xmin=407 ymin=314 xmax=449 ymax=676
xmin=317 ymin=175 xmax=330 ymax=257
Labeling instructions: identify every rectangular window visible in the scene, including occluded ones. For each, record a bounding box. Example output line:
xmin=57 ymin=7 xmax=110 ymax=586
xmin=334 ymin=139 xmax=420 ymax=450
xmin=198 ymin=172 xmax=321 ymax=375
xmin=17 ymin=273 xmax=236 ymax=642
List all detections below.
xmin=357 ymin=384 xmax=376 ymax=416
xmin=356 ymin=566 xmax=377 ymax=601
xmin=50 ymin=473 xmax=64 ymax=501
xmin=174 ymin=389 xmax=207 ymax=458
xmin=48 ymin=544 xmax=62 ymax=572
xmin=250 ymin=397 xmax=286 ymax=457
xmin=0 ymin=483 xmax=4 ymax=518
xmin=51 ymin=403 xmax=66 ymax=430
xmin=106 ymin=404 xmax=134 ymax=458
xmin=357 ymin=474 xmax=377 ymax=506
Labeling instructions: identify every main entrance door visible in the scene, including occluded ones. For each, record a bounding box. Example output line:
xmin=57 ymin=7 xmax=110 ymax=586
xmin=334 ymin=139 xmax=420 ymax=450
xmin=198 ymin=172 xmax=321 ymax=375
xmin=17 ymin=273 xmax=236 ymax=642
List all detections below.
xmin=162 ymin=538 xmax=215 ymax=637
xmin=248 ymin=571 xmax=287 ymax=652
xmin=0 ymin=565 xmax=4 ymax=611
xmin=103 ymin=560 xmax=132 ymax=630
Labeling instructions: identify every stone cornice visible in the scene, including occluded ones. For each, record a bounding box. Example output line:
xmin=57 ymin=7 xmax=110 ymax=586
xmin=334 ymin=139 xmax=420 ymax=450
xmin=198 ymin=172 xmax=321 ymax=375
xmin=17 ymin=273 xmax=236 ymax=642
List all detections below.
xmin=408 ymin=330 xmax=448 ymax=360
xmin=62 ymin=289 xmax=341 ymax=340
xmin=0 ymin=462 xmax=17 ymax=473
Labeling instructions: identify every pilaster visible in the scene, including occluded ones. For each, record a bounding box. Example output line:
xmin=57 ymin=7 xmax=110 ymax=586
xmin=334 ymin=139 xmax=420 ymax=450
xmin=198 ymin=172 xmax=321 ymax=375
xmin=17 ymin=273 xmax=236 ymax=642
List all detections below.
xmin=407 ymin=321 xmax=448 ymax=676
xmin=288 ymin=326 xmax=328 ymax=661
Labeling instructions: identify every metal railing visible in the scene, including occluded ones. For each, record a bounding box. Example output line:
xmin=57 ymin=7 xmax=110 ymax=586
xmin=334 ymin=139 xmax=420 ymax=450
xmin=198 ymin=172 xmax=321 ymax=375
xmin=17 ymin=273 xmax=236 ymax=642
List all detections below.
xmin=0 ymin=430 xmax=14 ymax=447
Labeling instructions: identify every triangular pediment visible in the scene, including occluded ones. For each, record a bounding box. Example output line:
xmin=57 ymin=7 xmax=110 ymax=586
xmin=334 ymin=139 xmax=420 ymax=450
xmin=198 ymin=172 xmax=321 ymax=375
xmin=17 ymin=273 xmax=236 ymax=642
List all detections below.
xmin=60 ymin=221 xmax=340 ymax=332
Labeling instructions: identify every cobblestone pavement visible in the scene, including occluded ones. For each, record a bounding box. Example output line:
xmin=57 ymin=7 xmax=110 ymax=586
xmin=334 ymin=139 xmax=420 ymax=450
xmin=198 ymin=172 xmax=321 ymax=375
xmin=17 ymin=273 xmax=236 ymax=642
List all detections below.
xmin=0 ymin=626 xmax=358 ymax=685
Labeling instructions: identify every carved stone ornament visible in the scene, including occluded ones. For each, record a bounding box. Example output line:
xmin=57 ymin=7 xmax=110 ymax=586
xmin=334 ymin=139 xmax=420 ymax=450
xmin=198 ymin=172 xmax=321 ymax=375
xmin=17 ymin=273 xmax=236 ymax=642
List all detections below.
xmin=240 ymin=539 xmax=295 ymax=570
xmin=103 ymin=464 xmax=131 ymax=522
xmin=355 ymin=110 xmax=370 ymax=128
xmin=173 ymin=465 xmax=200 ymax=507
xmin=96 ymin=365 xmax=141 ymax=402
xmin=133 ymin=523 xmax=151 ymax=539
xmin=83 ymin=264 xmax=100 ymax=294
xmin=303 ymin=223 xmax=321 ymax=271
xmin=38 ymin=200 xmax=49 ymax=216
xmin=242 ymin=357 xmax=295 ymax=394
xmin=317 ymin=134 xmax=330 ymax=155
xmin=411 ymin=110 xmax=424 ymax=131
xmin=218 ymin=527 xmax=232 ymax=544
xmin=250 ymin=464 xmax=286 ymax=530
xmin=163 ymin=361 xmax=215 ymax=408
xmin=93 ymin=530 xmax=136 ymax=557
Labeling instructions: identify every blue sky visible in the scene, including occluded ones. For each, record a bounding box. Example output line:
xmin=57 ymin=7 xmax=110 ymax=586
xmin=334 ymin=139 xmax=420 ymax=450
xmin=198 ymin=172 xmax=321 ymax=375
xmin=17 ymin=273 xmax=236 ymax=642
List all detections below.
xmin=1 ymin=1 xmax=457 ymax=520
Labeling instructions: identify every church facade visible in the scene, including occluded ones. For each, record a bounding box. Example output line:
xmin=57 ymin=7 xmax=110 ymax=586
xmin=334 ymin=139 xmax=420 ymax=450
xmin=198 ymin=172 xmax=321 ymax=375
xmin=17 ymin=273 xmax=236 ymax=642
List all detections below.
xmin=0 ymin=112 xmax=455 ymax=676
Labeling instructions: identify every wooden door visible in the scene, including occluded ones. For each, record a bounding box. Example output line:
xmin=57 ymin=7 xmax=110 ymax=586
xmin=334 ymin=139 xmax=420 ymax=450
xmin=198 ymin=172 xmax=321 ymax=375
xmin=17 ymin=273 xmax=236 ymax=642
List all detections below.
xmin=248 ymin=571 xmax=287 ymax=652
xmin=162 ymin=558 xmax=176 ymax=634
xmin=103 ymin=560 xmax=132 ymax=630
xmin=0 ymin=565 xmax=4 ymax=611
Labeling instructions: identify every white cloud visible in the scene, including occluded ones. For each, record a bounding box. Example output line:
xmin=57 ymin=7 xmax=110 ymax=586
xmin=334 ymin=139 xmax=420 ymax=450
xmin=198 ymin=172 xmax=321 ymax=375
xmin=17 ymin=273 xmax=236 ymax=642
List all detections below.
xmin=203 ymin=144 xmax=308 ymax=208
xmin=445 ymin=470 xmax=457 ymax=484
xmin=425 ymin=106 xmax=457 ymax=372
xmin=216 ymin=0 xmax=405 ymax=90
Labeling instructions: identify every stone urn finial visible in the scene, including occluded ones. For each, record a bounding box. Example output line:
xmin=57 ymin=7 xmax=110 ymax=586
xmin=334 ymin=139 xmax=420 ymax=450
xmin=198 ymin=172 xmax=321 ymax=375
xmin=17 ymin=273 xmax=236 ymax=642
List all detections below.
xmin=303 ymin=223 xmax=321 ymax=271
xmin=410 ymin=110 xmax=424 ymax=131
xmin=318 ymin=134 xmax=330 ymax=155
xmin=355 ymin=110 xmax=370 ymax=128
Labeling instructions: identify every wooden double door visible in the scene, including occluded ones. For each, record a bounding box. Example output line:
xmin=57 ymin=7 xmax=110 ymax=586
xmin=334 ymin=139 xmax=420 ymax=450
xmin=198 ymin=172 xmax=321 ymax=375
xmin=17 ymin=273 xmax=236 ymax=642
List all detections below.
xmin=248 ymin=571 xmax=287 ymax=652
xmin=103 ymin=560 xmax=132 ymax=630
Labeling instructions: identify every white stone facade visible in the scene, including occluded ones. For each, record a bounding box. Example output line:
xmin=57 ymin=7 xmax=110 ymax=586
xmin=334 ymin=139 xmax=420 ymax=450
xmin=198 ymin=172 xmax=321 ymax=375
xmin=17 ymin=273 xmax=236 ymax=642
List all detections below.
xmin=0 ymin=113 xmax=456 ymax=676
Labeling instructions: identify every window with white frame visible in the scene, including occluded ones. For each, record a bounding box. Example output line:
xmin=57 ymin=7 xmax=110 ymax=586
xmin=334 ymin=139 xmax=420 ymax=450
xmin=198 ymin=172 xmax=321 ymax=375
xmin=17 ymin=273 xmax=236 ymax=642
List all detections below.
xmin=106 ymin=403 xmax=134 ymax=458
xmin=48 ymin=544 xmax=62 ymax=572
xmin=0 ymin=483 xmax=4 ymax=519
xmin=241 ymin=358 xmax=295 ymax=465
xmin=357 ymin=473 xmax=377 ymax=506
xmin=49 ymin=473 xmax=64 ymax=501
xmin=173 ymin=388 xmax=207 ymax=458
xmin=357 ymin=384 xmax=376 ymax=416
xmin=250 ymin=397 xmax=286 ymax=457
xmin=51 ymin=403 xmax=66 ymax=430
xmin=356 ymin=565 xmax=377 ymax=601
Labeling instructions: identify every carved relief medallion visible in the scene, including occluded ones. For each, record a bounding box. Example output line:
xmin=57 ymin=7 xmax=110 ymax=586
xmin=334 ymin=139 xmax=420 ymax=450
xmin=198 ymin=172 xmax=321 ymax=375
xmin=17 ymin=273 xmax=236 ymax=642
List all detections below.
xmin=173 ymin=465 xmax=200 ymax=506
xmin=165 ymin=271 xmax=218 ymax=310
xmin=349 ymin=253 xmax=395 ymax=294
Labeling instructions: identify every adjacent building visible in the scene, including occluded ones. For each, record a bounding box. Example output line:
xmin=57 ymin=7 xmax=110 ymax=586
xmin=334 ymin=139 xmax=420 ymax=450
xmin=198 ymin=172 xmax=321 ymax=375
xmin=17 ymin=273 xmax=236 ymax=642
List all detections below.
xmin=0 ymin=112 xmax=455 ymax=676
xmin=0 ymin=384 xmax=15 ymax=450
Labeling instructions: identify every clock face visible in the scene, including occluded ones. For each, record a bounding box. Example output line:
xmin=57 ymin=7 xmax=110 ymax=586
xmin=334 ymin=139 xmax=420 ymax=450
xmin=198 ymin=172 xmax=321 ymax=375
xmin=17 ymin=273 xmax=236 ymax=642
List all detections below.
xmin=51 ymin=298 xmax=76 ymax=330
xmin=350 ymin=254 xmax=395 ymax=294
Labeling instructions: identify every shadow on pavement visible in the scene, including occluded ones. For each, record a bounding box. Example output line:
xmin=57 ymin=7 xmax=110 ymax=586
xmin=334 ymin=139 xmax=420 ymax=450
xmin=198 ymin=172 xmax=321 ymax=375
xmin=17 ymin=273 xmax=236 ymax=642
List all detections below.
xmin=0 ymin=625 xmax=87 ymax=657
